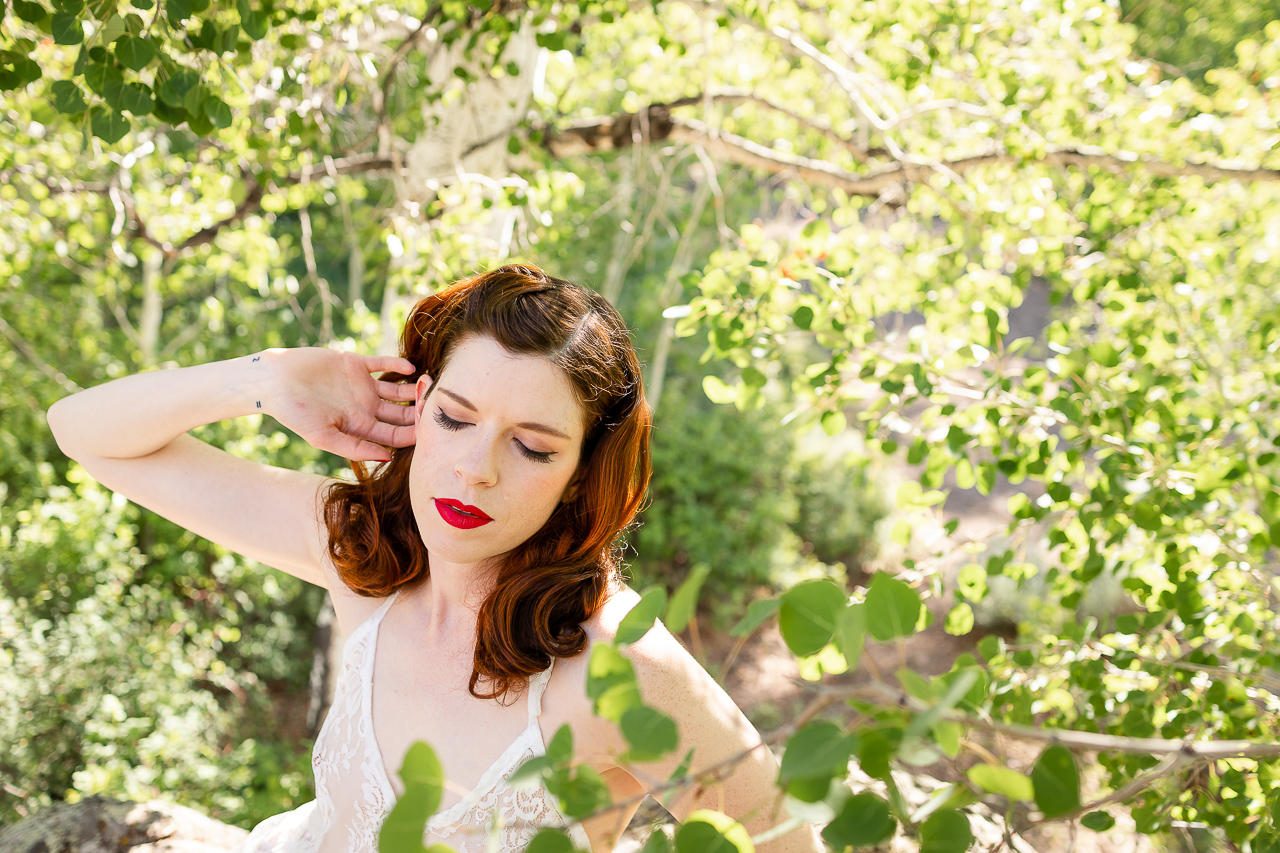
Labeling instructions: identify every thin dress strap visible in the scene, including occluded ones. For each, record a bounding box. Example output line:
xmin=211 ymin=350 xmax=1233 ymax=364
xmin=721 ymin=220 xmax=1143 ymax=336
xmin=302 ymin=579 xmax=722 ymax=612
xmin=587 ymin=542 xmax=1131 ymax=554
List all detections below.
xmin=527 ymin=657 xmax=555 ymax=724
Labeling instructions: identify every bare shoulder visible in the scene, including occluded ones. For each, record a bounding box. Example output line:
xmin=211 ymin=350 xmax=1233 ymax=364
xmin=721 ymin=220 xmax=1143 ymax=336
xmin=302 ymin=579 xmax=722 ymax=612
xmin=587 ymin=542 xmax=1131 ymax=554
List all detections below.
xmin=319 ymin=554 xmax=391 ymax=638
xmin=581 ymin=585 xmax=692 ymax=668
xmin=563 ymin=585 xmax=739 ymax=766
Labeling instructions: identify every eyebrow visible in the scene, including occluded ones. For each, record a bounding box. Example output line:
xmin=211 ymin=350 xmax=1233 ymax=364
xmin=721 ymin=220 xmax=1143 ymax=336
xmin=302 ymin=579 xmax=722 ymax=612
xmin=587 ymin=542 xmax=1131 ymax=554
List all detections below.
xmin=438 ymin=388 xmax=573 ymax=440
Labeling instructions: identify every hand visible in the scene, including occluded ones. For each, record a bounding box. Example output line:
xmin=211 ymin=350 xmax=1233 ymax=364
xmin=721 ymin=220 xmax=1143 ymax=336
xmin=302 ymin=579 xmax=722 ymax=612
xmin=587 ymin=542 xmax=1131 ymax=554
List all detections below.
xmin=262 ymin=348 xmax=419 ymax=462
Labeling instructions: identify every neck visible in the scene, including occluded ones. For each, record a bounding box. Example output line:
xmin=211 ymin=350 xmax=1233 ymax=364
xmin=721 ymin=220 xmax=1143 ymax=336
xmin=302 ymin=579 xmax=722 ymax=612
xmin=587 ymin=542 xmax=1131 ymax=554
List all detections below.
xmin=409 ymin=559 xmax=494 ymax=647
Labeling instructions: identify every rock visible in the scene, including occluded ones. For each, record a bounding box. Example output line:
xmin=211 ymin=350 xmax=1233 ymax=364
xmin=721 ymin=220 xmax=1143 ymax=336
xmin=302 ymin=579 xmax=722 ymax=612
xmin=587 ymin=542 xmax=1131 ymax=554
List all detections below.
xmin=0 ymin=796 xmax=248 ymax=853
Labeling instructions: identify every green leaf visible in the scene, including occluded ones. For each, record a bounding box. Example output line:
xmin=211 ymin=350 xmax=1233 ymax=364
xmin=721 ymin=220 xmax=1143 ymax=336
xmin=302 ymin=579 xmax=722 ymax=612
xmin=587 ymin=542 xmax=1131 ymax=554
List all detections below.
xmin=821 ymin=410 xmax=847 ymax=436
xmin=1081 ymin=810 xmax=1116 ymax=832
xmin=620 ymin=704 xmax=678 ymax=762
xmin=545 ymin=723 xmax=573 ymax=764
xmin=525 ymin=828 xmax=579 ymax=853
xmin=702 ymin=375 xmax=736 ymax=405
xmin=1134 ymin=499 xmax=1163 ymax=532
xmin=944 ymin=602 xmax=974 ymax=636
xmin=185 ymin=107 xmax=214 ymax=135
xmin=157 ymin=68 xmax=197 ymax=107
xmin=793 ymin=305 xmax=814 ymax=330
xmin=400 ymin=741 xmax=445 ymax=801
xmin=675 ymin=810 xmax=754 ymax=853
xmin=13 ymin=0 xmax=48 ymax=23
xmin=616 ymin=586 xmax=667 ymax=645
xmin=0 ymin=54 xmax=42 ymax=90
xmin=509 ymin=753 xmax=555 ymax=788
xmin=83 ymin=61 xmax=122 ymax=97
xmin=52 ymin=12 xmax=83 ymax=44
xmin=164 ymin=0 xmax=191 ymax=20
xmin=835 ymin=602 xmax=866 ymax=664
xmin=89 ymin=106 xmax=129 ymax=143
xmin=114 ymin=34 xmax=155 ymax=70
xmin=216 ymin=21 xmax=239 ymax=53
xmin=235 ymin=0 xmax=266 ymax=38
xmin=821 ymin=792 xmax=896 ymax=849
xmin=741 ymin=366 xmax=766 ymax=388
xmin=919 ymin=809 xmax=973 ymax=853
xmin=182 ymin=81 xmax=206 ymax=115
xmin=641 ymin=829 xmax=673 ymax=853
xmin=864 ymin=573 xmax=921 ymax=642
xmin=118 ymin=81 xmax=152 ymax=115
xmin=50 ymin=79 xmax=88 ymax=113
xmin=586 ymin=642 xmax=640 ymax=723
xmin=99 ymin=14 xmax=127 ymax=43
xmin=557 ymin=764 xmax=611 ymax=818
xmin=904 ymin=670 xmax=977 ymax=742
xmin=729 ymin=597 xmax=779 ymax=638
xmin=778 ymin=578 xmax=845 ymax=657
xmin=967 ymin=764 xmax=1034 ymax=801
xmin=933 ymin=721 xmax=962 ymax=758
xmin=203 ymin=93 xmax=231 ymax=127
xmin=1031 ymin=745 xmax=1080 ymax=818
xmin=378 ymin=741 xmax=445 ymax=853
xmin=857 ymin=727 xmax=901 ymax=779
xmin=664 ymin=563 xmax=710 ymax=634
xmin=779 ymin=720 xmax=858 ymax=781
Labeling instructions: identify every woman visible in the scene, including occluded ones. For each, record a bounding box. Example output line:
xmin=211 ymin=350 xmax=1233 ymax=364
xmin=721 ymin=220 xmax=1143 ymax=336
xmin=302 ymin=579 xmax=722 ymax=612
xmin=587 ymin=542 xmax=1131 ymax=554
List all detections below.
xmin=47 ymin=264 xmax=823 ymax=853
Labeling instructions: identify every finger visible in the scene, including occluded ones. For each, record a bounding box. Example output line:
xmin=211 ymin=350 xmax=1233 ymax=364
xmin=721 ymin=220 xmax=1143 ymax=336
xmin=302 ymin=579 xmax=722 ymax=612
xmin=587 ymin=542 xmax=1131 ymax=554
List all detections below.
xmin=366 ymin=355 xmax=417 ymax=376
xmin=375 ymin=379 xmax=419 ymax=402
xmin=315 ymin=425 xmax=392 ymax=462
xmin=365 ymin=420 xmax=417 ymax=448
xmin=376 ymin=398 xmax=417 ymax=426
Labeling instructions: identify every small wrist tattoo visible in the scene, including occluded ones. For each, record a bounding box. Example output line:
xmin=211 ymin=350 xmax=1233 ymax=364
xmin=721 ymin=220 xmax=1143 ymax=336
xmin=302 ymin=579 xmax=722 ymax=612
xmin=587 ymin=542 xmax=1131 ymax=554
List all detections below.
xmin=252 ymin=356 xmax=261 ymax=362
xmin=256 ymin=401 xmax=262 ymax=409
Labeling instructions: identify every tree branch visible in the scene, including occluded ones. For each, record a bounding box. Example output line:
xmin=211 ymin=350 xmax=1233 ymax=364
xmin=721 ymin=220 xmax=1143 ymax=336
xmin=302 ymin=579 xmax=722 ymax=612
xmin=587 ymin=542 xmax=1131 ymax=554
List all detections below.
xmin=13 ymin=105 xmax=1276 ymax=260
xmin=818 ymin=680 xmax=1280 ymax=759
xmin=543 ymin=109 xmax=1279 ymax=196
xmin=376 ymin=3 xmax=442 ymax=132
xmin=0 ymin=315 xmax=80 ymax=393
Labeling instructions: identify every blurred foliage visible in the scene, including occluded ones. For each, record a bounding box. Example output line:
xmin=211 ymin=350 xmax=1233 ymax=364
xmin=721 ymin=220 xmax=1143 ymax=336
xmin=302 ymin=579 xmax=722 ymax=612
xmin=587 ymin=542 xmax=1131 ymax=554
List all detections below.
xmin=1123 ymin=0 xmax=1280 ymax=83
xmin=2 ymin=0 xmax=1279 ymax=850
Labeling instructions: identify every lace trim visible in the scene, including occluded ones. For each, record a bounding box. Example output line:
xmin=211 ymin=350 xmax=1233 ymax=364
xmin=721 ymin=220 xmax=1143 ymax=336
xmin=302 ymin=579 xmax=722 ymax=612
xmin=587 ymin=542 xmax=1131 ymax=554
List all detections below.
xmin=243 ymin=590 xmax=591 ymax=853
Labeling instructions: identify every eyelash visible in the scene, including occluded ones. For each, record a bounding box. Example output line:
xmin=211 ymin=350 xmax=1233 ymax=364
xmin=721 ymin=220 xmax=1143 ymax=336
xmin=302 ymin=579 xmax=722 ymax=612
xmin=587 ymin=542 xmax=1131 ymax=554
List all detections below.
xmin=432 ymin=408 xmax=555 ymax=464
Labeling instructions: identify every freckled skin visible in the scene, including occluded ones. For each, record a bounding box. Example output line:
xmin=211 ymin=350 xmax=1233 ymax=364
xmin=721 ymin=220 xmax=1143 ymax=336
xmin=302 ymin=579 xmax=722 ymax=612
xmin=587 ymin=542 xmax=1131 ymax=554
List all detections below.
xmin=543 ymin=589 xmax=823 ymax=852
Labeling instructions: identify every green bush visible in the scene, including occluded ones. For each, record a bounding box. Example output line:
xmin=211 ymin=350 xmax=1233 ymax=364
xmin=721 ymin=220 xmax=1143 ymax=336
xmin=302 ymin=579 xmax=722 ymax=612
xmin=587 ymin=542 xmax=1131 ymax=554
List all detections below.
xmin=630 ymin=376 xmax=888 ymax=630
xmin=790 ymin=451 xmax=885 ymax=577
xmin=0 ymin=480 xmax=318 ymax=829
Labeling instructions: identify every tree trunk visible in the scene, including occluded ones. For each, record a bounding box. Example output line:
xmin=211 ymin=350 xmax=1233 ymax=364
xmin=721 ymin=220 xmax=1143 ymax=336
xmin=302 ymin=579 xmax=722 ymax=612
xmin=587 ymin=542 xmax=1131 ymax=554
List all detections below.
xmin=307 ymin=593 xmax=338 ymax=736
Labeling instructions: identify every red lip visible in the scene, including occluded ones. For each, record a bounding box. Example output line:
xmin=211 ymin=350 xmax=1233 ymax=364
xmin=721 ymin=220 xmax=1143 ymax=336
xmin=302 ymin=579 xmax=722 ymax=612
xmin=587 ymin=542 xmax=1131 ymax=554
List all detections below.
xmin=434 ymin=498 xmax=493 ymax=529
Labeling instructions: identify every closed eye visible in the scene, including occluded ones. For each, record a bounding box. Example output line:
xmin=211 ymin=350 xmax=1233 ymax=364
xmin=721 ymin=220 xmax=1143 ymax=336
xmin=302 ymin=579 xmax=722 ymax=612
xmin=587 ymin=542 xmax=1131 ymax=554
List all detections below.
xmin=433 ymin=408 xmax=555 ymax=464
xmin=433 ymin=408 xmax=468 ymax=432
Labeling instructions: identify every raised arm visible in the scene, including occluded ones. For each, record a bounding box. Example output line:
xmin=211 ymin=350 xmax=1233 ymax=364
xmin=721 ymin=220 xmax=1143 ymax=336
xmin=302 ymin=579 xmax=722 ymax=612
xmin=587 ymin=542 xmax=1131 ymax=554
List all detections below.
xmin=46 ymin=348 xmax=418 ymax=588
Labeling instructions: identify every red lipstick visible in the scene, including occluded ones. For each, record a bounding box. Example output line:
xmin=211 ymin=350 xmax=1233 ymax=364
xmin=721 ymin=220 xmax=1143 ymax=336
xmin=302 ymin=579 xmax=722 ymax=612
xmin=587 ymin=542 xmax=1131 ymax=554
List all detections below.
xmin=434 ymin=498 xmax=493 ymax=529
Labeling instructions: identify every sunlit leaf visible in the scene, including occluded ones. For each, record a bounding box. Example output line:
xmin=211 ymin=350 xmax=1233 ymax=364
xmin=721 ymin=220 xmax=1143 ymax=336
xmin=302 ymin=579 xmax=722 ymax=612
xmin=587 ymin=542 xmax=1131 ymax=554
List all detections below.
xmin=865 ymin=574 xmax=921 ymax=642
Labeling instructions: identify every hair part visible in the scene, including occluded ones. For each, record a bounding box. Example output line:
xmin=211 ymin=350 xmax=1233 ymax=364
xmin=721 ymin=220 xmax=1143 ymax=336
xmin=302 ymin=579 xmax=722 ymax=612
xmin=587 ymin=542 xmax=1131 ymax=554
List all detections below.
xmin=322 ymin=263 xmax=652 ymax=703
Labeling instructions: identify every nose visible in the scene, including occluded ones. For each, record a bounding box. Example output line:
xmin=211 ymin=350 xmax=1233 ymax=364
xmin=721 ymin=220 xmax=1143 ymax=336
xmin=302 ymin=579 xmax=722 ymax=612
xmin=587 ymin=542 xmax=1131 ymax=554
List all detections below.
xmin=455 ymin=431 xmax=499 ymax=487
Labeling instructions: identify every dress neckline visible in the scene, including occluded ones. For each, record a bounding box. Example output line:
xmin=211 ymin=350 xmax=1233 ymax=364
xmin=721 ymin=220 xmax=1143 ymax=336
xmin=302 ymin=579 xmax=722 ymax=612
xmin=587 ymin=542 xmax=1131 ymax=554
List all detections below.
xmin=357 ymin=590 xmax=557 ymax=827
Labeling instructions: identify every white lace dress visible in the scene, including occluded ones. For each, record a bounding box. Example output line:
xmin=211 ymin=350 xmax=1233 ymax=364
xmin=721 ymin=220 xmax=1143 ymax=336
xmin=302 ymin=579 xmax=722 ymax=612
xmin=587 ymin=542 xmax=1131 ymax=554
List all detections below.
xmin=238 ymin=591 xmax=593 ymax=853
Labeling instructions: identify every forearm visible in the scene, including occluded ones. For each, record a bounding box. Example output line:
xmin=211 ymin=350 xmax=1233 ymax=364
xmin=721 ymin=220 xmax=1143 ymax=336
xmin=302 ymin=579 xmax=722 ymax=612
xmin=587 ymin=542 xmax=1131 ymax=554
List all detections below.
xmin=48 ymin=351 xmax=274 ymax=461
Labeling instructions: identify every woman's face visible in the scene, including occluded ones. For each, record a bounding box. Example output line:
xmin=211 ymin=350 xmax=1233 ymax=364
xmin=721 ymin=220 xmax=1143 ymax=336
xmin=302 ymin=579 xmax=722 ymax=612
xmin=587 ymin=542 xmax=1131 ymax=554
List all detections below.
xmin=409 ymin=334 xmax=586 ymax=571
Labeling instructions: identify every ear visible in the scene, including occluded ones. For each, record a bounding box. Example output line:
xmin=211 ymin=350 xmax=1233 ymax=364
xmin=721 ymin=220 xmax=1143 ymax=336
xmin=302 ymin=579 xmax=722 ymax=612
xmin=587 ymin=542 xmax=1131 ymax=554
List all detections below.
xmin=414 ymin=373 xmax=434 ymax=423
xmin=560 ymin=468 xmax=583 ymax=504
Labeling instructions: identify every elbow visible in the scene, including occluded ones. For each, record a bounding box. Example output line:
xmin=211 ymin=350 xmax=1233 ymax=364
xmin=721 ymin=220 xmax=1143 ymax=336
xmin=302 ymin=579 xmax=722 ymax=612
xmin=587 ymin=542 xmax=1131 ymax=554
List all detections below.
xmin=46 ymin=396 xmax=82 ymax=460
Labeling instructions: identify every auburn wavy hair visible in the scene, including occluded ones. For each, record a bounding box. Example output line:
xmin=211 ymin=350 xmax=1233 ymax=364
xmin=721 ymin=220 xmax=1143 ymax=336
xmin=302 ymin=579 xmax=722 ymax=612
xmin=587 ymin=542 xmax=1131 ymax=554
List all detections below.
xmin=322 ymin=264 xmax=652 ymax=703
